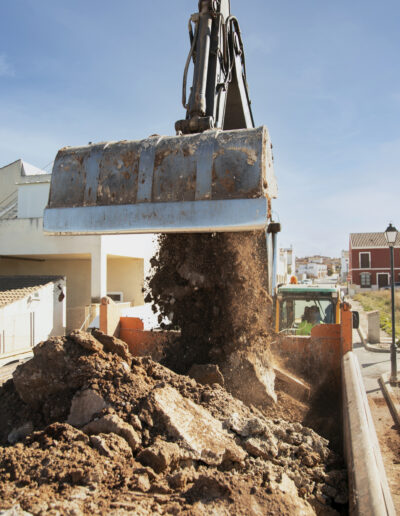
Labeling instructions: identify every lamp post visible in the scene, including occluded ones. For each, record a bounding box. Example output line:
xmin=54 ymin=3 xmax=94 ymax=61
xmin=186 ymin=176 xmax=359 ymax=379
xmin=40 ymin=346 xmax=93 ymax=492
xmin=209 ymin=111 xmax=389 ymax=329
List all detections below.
xmin=384 ymin=223 xmax=398 ymax=385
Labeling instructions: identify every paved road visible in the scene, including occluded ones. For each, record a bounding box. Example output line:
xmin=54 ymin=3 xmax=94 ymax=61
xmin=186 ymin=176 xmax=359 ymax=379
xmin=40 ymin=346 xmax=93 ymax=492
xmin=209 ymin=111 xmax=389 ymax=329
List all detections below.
xmin=352 ymin=329 xmax=392 ymax=394
xmin=352 ymin=328 xmax=400 ymax=511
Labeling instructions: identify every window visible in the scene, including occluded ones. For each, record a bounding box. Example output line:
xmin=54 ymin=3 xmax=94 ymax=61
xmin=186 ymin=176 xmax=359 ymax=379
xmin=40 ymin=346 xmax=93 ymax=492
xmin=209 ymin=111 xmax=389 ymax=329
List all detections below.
xmin=360 ymin=272 xmax=371 ymax=288
xmin=359 ymin=252 xmax=370 ymax=268
xmin=107 ymin=292 xmax=123 ymax=302
xmin=279 ymin=296 xmax=336 ymax=335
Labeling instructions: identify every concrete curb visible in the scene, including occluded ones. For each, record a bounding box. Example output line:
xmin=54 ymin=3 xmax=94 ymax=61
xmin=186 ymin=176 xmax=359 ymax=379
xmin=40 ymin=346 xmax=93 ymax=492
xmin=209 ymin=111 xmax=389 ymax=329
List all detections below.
xmin=342 ymin=352 xmax=396 ymax=515
xmin=379 ymin=373 xmax=400 ymax=430
xmin=357 ymin=327 xmax=400 ymax=354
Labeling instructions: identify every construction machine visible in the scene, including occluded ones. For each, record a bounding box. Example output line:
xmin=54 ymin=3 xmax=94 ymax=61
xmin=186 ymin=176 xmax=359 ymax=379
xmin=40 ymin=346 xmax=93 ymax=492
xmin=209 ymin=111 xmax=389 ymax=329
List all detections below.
xmin=44 ymin=0 xmax=278 ymax=255
xmin=272 ymin=284 xmax=360 ymax=379
xmin=43 ymin=0 xmax=357 ymax=378
xmin=275 ymin=284 xmax=359 ymax=336
xmin=40 ymin=6 xmax=398 ymax=511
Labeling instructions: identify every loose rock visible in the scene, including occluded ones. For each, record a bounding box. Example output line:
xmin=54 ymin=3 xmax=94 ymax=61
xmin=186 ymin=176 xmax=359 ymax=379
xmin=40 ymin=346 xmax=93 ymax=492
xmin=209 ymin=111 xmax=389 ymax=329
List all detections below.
xmin=67 ymin=389 xmax=108 ymax=427
xmin=83 ymin=414 xmax=142 ymax=452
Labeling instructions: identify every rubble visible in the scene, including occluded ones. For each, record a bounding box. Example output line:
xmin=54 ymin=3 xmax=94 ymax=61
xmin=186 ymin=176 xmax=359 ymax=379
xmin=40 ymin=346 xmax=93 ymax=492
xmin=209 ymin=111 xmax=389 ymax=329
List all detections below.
xmin=67 ymin=389 xmax=108 ymax=427
xmin=83 ymin=414 xmax=142 ymax=452
xmin=143 ymin=384 xmax=247 ymax=466
xmin=0 ymin=332 xmax=347 ymax=515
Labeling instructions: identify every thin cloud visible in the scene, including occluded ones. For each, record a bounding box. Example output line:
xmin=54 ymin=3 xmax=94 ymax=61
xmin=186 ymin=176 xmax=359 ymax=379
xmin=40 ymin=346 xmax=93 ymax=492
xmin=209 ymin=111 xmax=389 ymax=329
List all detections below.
xmin=0 ymin=54 xmax=15 ymax=77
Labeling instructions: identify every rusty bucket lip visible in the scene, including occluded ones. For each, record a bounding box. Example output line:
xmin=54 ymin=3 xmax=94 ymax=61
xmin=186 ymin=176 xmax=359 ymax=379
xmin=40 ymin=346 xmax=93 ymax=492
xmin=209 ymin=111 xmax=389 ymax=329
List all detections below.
xmin=43 ymin=198 xmax=269 ymax=236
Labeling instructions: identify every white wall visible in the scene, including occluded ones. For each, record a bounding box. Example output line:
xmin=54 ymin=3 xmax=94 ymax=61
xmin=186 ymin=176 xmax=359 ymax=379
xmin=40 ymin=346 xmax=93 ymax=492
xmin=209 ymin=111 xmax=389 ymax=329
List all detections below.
xmin=277 ymin=248 xmax=298 ymax=284
xmin=0 ymin=216 xmax=157 ymax=327
xmin=0 ymin=217 xmax=101 ymax=256
xmin=0 ymin=217 xmax=157 ymax=263
xmin=0 ymin=279 xmax=66 ymax=360
xmin=103 ymin=234 xmax=158 ymax=279
xmin=17 ymin=182 xmax=50 ymax=218
xmin=0 ymin=160 xmax=21 ymax=203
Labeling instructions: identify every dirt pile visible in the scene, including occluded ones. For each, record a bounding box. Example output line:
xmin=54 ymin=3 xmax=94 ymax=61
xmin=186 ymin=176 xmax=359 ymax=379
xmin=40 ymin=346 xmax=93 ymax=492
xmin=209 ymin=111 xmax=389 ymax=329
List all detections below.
xmin=146 ymin=232 xmax=277 ymax=405
xmin=0 ymin=332 xmax=347 ymax=515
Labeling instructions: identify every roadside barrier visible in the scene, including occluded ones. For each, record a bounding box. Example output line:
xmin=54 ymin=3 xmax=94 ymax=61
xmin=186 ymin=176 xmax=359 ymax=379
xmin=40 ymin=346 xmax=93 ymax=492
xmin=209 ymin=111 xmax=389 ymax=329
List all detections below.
xmin=342 ymin=352 xmax=396 ymax=515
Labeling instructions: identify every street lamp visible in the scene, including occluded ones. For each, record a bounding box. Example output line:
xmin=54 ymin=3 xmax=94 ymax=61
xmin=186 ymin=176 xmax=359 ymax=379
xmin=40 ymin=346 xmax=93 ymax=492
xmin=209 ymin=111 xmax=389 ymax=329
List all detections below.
xmin=384 ymin=223 xmax=398 ymax=385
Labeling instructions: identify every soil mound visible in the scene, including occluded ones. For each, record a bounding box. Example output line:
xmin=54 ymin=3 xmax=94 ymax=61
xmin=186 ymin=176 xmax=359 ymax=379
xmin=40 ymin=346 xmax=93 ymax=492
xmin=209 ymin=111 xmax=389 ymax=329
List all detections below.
xmin=0 ymin=332 xmax=347 ymax=515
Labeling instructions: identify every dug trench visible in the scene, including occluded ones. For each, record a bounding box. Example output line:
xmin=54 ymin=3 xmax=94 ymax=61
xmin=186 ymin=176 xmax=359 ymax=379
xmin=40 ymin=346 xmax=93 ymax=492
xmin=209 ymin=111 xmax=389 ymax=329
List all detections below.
xmin=0 ymin=232 xmax=347 ymax=515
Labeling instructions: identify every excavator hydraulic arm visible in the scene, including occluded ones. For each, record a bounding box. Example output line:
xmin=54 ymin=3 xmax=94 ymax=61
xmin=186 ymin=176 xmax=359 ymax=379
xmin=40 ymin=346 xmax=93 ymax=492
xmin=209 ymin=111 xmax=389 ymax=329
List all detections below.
xmin=43 ymin=0 xmax=277 ymax=236
xmin=176 ymin=0 xmax=254 ymax=134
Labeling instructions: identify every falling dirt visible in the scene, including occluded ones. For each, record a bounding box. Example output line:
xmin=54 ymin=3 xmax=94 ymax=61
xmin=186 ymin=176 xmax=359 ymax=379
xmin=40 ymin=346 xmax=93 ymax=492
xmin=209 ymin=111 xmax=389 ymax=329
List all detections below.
xmin=145 ymin=232 xmax=278 ymax=406
xmin=146 ymin=232 xmax=271 ymax=370
xmin=144 ymin=233 xmax=343 ymax=444
xmin=0 ymin=332 xmax=347 ymax=515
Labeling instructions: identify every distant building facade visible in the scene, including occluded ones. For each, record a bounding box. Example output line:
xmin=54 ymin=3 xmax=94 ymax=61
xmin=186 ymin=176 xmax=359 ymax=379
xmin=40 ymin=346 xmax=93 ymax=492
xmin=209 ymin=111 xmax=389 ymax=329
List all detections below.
xmin=277 ymin=247 xmax=296 ymax=285
xmin=296 ymin=255 xmax=341 ymax=280
xmin=349 ymin=232 xmax=400 ymax=290
xmin=297 ymin=262 xmax=328 ymax=279
xmin=341 ymin=251 xmax=349 ymax=282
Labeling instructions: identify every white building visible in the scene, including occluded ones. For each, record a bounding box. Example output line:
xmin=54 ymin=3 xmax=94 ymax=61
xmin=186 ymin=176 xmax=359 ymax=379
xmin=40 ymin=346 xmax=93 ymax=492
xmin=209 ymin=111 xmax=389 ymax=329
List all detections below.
xmin=297 ymin=262 xmax=328 ymax=279
xmin=0 ymin=160 xmax=157 ymax=331
xmin=341 ymin=250 xmax=349 ymax=282
xmin=0 ymin=276 xmax=66 ymax=366
xmin=277 ymin=247 xmax=296 ymax=285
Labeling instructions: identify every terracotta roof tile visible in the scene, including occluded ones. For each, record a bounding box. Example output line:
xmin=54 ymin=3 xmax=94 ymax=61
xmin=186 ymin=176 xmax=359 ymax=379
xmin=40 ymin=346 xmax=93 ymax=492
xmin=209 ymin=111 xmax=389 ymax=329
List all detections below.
xmin=350 ymin=232 xmax=400 ymax=249
xmin=0 ymin=276 xmax=64 ymax=308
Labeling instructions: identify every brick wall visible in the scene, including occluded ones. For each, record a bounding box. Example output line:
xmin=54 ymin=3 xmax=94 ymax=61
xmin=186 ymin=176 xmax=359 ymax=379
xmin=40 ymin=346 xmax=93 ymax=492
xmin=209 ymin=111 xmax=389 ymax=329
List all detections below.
xmin=350 ymin=247 xmax=400 ymax=287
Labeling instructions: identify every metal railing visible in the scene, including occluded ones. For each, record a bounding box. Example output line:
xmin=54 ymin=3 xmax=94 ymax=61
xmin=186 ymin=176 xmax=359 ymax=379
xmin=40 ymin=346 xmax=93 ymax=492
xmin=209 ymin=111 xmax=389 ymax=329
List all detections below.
xmin=0 ymin=191 xmax=18 ymax=220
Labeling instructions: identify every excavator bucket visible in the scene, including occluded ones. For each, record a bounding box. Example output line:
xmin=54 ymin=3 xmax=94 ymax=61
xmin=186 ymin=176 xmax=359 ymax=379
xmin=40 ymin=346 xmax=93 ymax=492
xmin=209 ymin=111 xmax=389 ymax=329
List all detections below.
xmin=44 ymin=126 xmax=277 ymax=235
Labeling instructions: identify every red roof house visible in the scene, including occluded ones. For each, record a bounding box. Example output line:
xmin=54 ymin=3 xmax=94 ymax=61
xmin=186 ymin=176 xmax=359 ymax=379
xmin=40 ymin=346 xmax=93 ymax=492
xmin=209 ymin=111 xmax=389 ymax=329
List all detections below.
xmin=349 ymin=232 xmax=400 ymax=290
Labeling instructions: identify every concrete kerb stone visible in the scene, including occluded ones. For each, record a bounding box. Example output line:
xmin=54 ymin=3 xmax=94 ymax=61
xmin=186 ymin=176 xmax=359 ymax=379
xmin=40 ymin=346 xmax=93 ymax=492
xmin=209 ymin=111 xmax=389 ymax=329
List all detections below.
xmin=378 ymin=373 xmax=400 ymax=431
xmin=357 ymin=327 xmax=400 ymax=354
xmin=342 ymin=352 xmax=396 ymax=516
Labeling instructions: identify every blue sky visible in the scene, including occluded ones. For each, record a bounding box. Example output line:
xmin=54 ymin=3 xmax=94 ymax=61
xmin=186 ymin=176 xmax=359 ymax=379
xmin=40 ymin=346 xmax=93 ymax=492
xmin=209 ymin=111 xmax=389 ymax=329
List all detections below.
xmin=1 ymin=0 xmax=399 ymax=256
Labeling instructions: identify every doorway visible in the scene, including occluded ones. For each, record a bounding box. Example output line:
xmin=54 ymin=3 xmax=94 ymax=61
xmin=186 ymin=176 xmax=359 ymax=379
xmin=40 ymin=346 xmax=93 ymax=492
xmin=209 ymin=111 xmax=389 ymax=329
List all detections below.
xmin=377 ymin=273 xmax=389 ymax=289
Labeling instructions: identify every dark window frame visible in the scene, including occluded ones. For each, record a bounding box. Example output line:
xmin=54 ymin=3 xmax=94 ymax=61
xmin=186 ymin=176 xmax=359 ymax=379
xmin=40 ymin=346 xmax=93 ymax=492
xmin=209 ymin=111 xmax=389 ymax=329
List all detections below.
xmin=360 ymin=272 xmax=371 ymax=288
xmin=359 ymin=252 xmax=371 ymax=269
